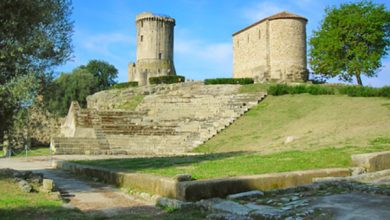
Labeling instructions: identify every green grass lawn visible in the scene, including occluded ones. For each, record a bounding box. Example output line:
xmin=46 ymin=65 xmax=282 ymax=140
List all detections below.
xmin=195 ymin=94 xmax=390 ymax=153
xmin=74 ymin=145 xmax=390 ymax=180
xmin=0 ymin=173 xmax=87 ymax=220
xmin=11 ymin=146 xmax=52 ymax=157
xmin=0 ymin=173 xmax=205 ymax=220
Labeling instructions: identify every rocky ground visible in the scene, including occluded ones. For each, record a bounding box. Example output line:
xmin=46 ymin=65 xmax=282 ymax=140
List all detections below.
xmin=158 ymin=170 xmax=390 ymax=220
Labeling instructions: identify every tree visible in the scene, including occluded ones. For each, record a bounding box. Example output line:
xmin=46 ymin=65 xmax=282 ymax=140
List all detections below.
xmin=309 ymin=0 xmax=390 ymax=86
xmin=45 ymin=60 xmax=118 ymax=116
xmin=81 ymin=60 xmax=118 ymax=91
xmin=0 ymin=0 xmax=73 ymax=144
xmin=46 ymin=68 xmax=97 ymax=116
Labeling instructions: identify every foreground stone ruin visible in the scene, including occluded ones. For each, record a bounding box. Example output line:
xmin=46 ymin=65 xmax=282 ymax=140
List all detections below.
xmin=51 ymin=82 xmax=266 ymax=155
xmin=53 ymin=151 xmax=390 ymax=219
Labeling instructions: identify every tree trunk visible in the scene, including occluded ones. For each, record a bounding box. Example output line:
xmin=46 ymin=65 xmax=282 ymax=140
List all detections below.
xmin=355 ymin=73 xmax=363 ymax=86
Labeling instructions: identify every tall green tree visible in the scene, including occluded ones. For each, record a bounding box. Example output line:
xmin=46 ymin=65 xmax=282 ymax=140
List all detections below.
xmin=309 ymin=0 xmax=390 ymax=85
xmin=47 ymin=68 xmax=97 ymax=116
xmin=0 ymin=0 xmax=73 ymax=144
xmin=45 ymin=60 xmax=118 ymax=116
xmin=81 ymin=60 xmax=118 ymax=91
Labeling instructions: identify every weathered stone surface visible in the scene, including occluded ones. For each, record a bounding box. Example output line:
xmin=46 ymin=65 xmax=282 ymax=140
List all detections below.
xmin=206 ymin=213 xmax=252 ymax=220
xmin=18 ymin=180 xmax=32 ymax=193
xmin=156 ymin=197 xmax=194 ymax=210
xmin=179 ymin=168 xmax=350 ymax=201
xmin=350 ymin=167 xmax=366 ymax=176
xmin=227 ymin=190 xmax=264 ymax=200
xmin=129 ymin=12 xmax=176 ymax=86
xmin=204 ymin=199 xmax=252 ymax=215
xmin=57 ymin=161 xmax=350 ymax=201
xmin=352 ymin=151 xmax=390 ymax=172
xmin=233 ymin=12 xmax=308 ymax=82
xmin=41 ymin=179 xmax=55 ymax=193
xmin=30 ymin=173 xmax=43 ymax=184
xmin=173 ymin=174 xmax=192 ymax=182
xmin=53 ymin=82 xmax=267 ymax=155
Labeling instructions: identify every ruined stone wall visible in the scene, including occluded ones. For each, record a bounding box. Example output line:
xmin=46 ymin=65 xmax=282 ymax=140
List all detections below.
xmin=233 ymin=13 xmax=308 ymax=82
xmin=128 ymin=12 xmax=176 ymax=85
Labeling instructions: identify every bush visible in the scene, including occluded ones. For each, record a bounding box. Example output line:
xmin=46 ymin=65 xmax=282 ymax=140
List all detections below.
xmin=305 ymin=85 xmax=335 ymax=95
xmin=204 ymin=78 xmax=254 ymax=85
xmin=267 ymin=84 xmax=290 ymax=96
xmin=149 ymin=75 xmax=185 ymax=84
xmin=338 ymin=85 xmax=390 ymax=98
xmin=379 ymin=86 xmax=390 ymax=98
xmin=267 ymin=84 xmax=335 ymax=96
xmin=110 ymin=81 xmax=138 ymax=89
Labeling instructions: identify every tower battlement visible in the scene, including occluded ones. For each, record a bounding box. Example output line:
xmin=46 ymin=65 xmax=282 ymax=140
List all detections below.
xmin=136 ymin=12 xmax=175 ymax=24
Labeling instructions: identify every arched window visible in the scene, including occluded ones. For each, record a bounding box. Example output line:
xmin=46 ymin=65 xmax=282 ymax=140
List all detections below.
xmin=140 ymin=35 xmax=143 ymax=42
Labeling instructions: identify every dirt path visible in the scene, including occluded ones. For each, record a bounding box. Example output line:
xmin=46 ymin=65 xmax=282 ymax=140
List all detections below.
xmin=0 ymin=157 xmax=163 ymax=218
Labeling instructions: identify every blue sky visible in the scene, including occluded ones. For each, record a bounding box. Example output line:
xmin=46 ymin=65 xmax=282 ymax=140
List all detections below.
xmin=57 ymin=0 xmax=390 ymax=86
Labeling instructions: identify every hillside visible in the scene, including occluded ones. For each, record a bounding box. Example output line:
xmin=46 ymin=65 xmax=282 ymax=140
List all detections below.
xmin=195 ymin=94 xmax=390 ymax=153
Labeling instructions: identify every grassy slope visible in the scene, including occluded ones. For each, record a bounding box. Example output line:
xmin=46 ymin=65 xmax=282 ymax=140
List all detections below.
xmin=76 ymin=145 xmax=390 ymax=179
xmin=75 ymin=93 xmax=390 ymax=179
xmin=195 ymin=94 xmax=390 ymax=153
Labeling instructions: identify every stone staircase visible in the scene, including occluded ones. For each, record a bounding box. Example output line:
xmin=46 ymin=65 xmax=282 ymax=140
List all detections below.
xmin=51 ymin=82 xmax=267 ymax=155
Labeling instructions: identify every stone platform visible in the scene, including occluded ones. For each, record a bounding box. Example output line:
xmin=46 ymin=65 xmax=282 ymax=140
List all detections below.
xmin=51 ymin=82 xmax=267 ymax=155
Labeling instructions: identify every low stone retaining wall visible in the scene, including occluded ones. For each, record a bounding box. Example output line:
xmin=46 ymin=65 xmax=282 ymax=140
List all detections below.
xmin=54 ymin=161 xmax=350 ymax=201
xmin=178 ymin=168 xmax=350 ymax=201
xmin=54 ymin=161 xmax=179 ymax=198
xmin=352 ymin=151 xmax=390 ymax=172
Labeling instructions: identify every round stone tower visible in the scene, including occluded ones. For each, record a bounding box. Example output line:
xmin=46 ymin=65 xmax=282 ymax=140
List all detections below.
xmin=232 ymin=12 xmax=308 ymax=82
xmin=129 ymin=12 xmax=176 ymax=85
xmin=268 ymin=12 xmax=308 ymax=81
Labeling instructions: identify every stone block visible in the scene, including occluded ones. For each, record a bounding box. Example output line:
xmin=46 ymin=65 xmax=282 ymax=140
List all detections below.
xmin=352 ymin=151 xmax=390 ymax=172
xmin=41 ymin=179 xmax=55 ymax=193
xmin=226 ymin=190 xmax=264 ymax=200
xmin=173 ymin=174 xmax=192 ymax=182
xmin=18 ymin=180 xmax=32 ymax=193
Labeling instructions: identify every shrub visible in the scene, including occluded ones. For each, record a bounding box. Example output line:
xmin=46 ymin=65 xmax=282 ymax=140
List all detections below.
xmin=204 ymin=78 xmax=254 ymax=85
xmin=149 ymin=75 xmax=185 ymax=84
xmin=338 ymin=85 xmax=390 ymax=97
xmin=379 ymin=86 xmax=390 ymax=98
xmin=306 ymin=85 xmax=335 ymax=95
xmin=267 ymin=84 xmax=289 ymax=96
xmin=110 ymin=81 xmax=138 ymax=89
xmin=267 ymin=84 xmax=335 ymax=96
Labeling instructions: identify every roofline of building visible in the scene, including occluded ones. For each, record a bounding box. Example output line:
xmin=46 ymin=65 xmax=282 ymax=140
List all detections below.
xmin=232 ymin=12 xmax=307 ymax=37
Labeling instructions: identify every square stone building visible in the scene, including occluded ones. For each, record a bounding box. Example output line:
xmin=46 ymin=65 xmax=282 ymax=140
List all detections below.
xmin=233 ymin=11 xmax=308 ymax=82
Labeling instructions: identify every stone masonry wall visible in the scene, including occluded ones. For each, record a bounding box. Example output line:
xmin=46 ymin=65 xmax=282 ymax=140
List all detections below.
xmin=233 ymin=12 xmax=308 ymax=82
xmin=128 ymin=12 xmax=176 ymax=85
xmin=52 ymin=82 xmax=266 ymax=155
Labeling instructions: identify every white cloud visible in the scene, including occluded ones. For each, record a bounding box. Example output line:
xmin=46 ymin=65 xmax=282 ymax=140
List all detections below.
xmin=242 ymin=1 xmax=285 ymax=22
xmin=175 ymin=38 xmax=231 ymax=64
xmin=80 ymin=32 xmax=134 ymax=56
xmin=174 ymin=29 xmax=232 ymax=79
xmin=241 ymin=0 xmax=323 ymax=24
